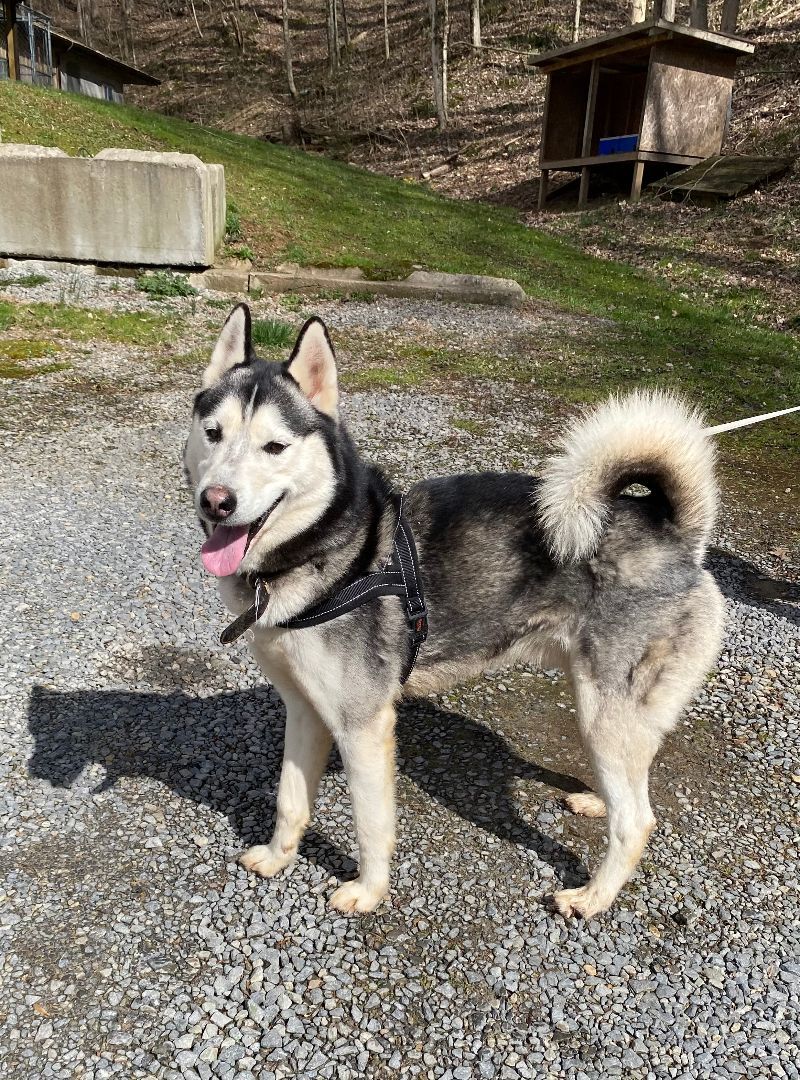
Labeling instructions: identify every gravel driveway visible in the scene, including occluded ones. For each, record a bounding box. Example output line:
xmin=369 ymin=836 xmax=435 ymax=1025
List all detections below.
xmin=0 ymin=277 xmax=798 ymax=1080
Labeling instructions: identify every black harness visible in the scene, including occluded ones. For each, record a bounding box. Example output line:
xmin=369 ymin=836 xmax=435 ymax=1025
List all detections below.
xmin=219 ymin=509 xmax=428 ymax=685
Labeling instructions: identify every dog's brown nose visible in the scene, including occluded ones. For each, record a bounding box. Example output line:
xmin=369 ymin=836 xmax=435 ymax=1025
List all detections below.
xmin=201 ymin=485 xmax=237 ymax=520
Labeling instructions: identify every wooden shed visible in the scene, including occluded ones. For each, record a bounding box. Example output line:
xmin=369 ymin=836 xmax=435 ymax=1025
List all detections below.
xmin=1 ymin=2 xmax=158 ymax=100
xmin=531 ymin=18 xmax=754 ymax=208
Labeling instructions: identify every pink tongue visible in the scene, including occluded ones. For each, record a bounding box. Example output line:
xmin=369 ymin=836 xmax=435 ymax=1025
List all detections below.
xmin=201 ymin=524 xmax=250 ymax=577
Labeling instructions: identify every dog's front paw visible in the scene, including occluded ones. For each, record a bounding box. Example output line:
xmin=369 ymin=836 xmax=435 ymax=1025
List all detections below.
xmin=329 ymin=878 xmax=387 ymax=915
xmin=239 ymin=844 xmax=295 ymax=878
xmin=551 ymin=885 xmax=609 ymax=920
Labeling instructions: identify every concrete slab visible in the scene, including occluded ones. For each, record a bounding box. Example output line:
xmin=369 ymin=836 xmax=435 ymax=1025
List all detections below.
xmin=248 ymin=267 xmax=525 ymax=307
xmin=0 ymin=145 xmax=226 ymax=267
xmin=188 ymin=268 xmax=250 ymax=293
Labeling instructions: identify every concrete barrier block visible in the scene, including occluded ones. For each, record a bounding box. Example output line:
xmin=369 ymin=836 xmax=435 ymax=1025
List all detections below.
xmin=0 ymin=145 xmax=226 ymax=268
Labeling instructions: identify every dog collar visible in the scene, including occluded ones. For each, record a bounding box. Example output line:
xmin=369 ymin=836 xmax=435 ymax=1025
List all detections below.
xmin=219 ymin=510 xmax=428 ymax=684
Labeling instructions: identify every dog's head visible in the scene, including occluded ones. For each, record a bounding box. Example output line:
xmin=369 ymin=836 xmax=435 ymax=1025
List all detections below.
xmin=184 ymin=304 xmax=340 ymax=577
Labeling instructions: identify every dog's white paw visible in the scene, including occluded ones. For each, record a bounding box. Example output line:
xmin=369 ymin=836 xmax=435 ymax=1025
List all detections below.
xmin=239 ymin=844 xmax=295 ymax=878
xmin=552 ymin=885 xmax=610 ymax=920
xmin=329 ymin=879 xmax=387 ymax=915
xmin=564 ymin=791 xmax=607 ymax=818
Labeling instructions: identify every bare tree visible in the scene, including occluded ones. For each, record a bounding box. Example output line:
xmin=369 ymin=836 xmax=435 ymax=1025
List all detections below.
xmin=720 ymin=0 xmax=741 ymax=33
xmin=470 ymin=0 xmax=480 ymax=51
xmin=77 ymin=0 xmax=94 ymax=45
xmin=689 ymin=0 xmax=708 ymax=28
xmin=120 ymin=0 xmax=135 ymax=63
xmin=326 ymin=0 xmax=339 ymax=73
xmin=282 ymin=0 xmax=297 ymax=98
xmin=340 ymin=0 xmax=351 ymax=48
xmin=573 ymin=0 xmax=581 ymax=42
xmin=428 ymin=0 xmax=448 ymax=130
xmin=383 ymin=0 xmax=389 ymax=60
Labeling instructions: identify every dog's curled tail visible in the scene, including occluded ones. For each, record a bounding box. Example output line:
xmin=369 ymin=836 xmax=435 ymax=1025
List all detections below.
xmin=536 ymin=390 xmax=717 ymax=565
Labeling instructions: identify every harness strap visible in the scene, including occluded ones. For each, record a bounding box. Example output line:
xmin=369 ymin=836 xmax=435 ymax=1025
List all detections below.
xmin=219 ymin=512 xmax=428 ymax=684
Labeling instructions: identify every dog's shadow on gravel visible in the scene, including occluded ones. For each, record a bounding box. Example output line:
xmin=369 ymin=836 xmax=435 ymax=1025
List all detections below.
xmin=709 ymin=548 xmax=800 ymax=627
xmin=26 ymin=682 xmax=588 ymax=889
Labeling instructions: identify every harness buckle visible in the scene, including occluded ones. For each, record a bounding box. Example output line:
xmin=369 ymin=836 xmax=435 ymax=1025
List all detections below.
xmin=406 ymin=603 xmax=428 ymax=646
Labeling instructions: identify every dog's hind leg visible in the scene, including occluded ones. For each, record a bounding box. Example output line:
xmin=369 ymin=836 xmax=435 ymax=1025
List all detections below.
xmin=564 ymin=791 xmax=607 ymax=818
xmin=240 ymin=685 xmax=333 ymax=879
xmin=330 ymin=703 xmax=397 ymax=915
xmin=553 ymin=586 xmax=723 ymax=919
xmin=553 ymin=671 xmax=660 ymax=919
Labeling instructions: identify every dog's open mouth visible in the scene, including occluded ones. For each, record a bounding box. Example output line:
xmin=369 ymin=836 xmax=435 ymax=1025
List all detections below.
xmin=200 ymin=495 xmax=284 ymax=577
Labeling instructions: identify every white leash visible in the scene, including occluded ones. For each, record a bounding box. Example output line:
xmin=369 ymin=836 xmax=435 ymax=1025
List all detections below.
xmin=706 ymin=404 xmax=800 ymax=435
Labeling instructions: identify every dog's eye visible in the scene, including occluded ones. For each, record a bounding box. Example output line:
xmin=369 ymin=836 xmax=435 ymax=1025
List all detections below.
xmin=263 ymin=441 xmax=287 ymax=455
xmin=205 ymin=426 xmax=222 ymax=443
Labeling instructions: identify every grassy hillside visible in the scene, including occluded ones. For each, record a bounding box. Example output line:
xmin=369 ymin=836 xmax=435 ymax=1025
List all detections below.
xmin=0 ymin=81 xmax=798 ymax=452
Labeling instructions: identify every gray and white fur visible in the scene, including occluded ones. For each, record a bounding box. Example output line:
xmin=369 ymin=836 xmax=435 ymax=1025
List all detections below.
xmin=183 ymin=305 xmax=725 ymax=918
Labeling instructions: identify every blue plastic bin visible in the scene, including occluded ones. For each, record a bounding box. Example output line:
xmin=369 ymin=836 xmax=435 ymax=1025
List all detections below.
xmin=598 ymin=134 xmax=639 ymax=155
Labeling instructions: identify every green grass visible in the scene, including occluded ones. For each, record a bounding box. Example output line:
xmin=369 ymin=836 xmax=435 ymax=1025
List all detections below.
xmin=251 ymin=317 xmax=295 ymax=350
xmin=0 ymin=81 xmax=797 ymax=450
xmin=0 ymin=272 xmax=50 ymax=288
xmin=0 ymin=298 xmax=180 ymax=346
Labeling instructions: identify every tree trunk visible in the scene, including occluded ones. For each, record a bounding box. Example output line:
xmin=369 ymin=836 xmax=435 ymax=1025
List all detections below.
xmin=340 ymin=0 xmax=351 ymax=47
xmin=689 ymin=0 xmax=708 ymax=28
xmin=383 ymin=0 xmax=389 ymax=60
xmin=428 ymin=0 xmax=447 ymax=130
xmin=282 ymin=0 xmax=297 ymax=98
xmin=120 ymin=0 xmax=135 ymax=63
xmin=469 ymin=0 xmax=480 ymax=51
xmin=326 ymin=0 xmax=339 ymax=73
xmin=720 ymin=0 xmax=741 ymax=33
xmin=77 ymin=0 xmax=93 ymax=45
xmin=630 ymin=0 xmax=646 ymax=22
xmin=572 ymin=0 xmax=581 ymax=42
xmin=652 ymin=0 xmax=676 ymax=18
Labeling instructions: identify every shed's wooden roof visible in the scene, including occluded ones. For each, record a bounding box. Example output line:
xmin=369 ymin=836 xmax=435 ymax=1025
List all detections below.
xmin=50 ymin=29 xmax=160 ymax=86
xmin=530 ymin=18 xmax=754 ymax=71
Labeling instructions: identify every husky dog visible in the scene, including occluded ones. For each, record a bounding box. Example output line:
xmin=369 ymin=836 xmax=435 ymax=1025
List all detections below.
xmin=183 ymin=304 xmax=725 ymax=918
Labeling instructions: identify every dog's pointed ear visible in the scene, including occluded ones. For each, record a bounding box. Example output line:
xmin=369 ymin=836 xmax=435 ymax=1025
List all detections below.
xmin=202 ymin=304 xmax=252 ymax=389
xmin=284 ymin=318 xmax=339 ymax=419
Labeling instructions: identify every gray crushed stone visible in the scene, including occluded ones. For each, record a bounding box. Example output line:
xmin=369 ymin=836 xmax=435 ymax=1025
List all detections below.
xmin=0 ymin=279 xmax=797 ymax=1079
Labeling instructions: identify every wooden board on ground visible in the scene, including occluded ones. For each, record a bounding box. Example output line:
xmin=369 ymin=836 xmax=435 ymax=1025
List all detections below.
xmin=649 ymin=155 xmax=792 ymax=201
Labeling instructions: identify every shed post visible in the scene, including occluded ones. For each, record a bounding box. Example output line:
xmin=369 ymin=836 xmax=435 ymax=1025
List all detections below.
xmin=578 ymin=59 xmax=599 ymax=207
xmin=630 ymin=160 xmax=645 ymax=202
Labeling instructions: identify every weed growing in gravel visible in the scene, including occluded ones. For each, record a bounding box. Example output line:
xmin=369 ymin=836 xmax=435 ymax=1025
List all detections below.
xmin=251 ymin=317 xmax=295 ymax=350
xmin=0 ymin=272 xmax=50 ymax=289
xmin=137 ymin=271 xmax=198 ymax=299
xmin=279 ymin=293 xmax=306 ymax=313
xmin=452 ymin=417 xmax=487 ymax=435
